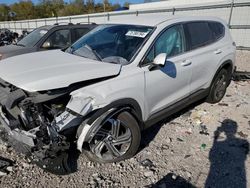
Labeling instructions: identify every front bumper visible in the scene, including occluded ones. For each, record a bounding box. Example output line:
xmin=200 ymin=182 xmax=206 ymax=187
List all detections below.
xmin=0 ymin=105 xmax=75 ymax=175
xmin=0 ymin=105 xmax=35 ymax=147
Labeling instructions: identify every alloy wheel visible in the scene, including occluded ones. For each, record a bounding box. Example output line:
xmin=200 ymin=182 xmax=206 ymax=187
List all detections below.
xmin=214 ymin=74 xmax=227 ymax=100
xmin=89 ymin=117 xmax=132 ymax=161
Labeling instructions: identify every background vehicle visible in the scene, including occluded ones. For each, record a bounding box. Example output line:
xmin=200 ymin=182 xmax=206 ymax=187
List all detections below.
xmin=16 ymin=29 xmax=30 ymax=42
xmin=0 ymin=23 xmax=97 ymax=60
xmin=0 ymin=16 xmax=235 ymax=171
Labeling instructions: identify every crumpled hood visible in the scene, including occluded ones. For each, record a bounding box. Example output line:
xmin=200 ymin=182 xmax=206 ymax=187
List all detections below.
xmin=0 ymin=50 xmax=121 ymax=92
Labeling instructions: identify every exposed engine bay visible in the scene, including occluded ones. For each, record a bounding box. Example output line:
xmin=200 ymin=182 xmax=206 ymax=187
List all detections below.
xmin=0 ymin=78 xmax=94 ymax=173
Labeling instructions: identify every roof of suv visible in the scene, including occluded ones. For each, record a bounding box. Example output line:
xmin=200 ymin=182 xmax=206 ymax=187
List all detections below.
xmin=38 ymin=23 xmax=96 ymax=30
xmin=105 ymin=15 xmax=225 ymax=27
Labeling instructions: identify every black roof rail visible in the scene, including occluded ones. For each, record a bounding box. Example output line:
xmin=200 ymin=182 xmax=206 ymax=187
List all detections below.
xmin=54 ymin=22 xmax=74 ymax=26
xmin=76 ymin=22 xmax=97 ymax=25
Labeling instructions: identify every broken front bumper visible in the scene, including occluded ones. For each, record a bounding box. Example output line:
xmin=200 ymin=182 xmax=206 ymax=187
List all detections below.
xmin=0 ymin=105 xmax=35 ymax=147
xmin=0 ymin=105 xmax=75 ymax=175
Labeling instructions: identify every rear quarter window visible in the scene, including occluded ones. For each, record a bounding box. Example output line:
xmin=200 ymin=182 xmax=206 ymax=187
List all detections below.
xmin=185 ymin=22 xmax=214 ymax=50
xmin=208 ymin=21 xmax=225 ymax=40
xmin=73 ymin=28 xmax=90 ymax=43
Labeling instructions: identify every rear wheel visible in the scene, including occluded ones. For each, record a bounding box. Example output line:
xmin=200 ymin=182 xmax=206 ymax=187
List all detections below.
xmin=83 ymin=111 xmax=141 ymax=163
xmin=207 ymin=69 xmax=230 ymax=103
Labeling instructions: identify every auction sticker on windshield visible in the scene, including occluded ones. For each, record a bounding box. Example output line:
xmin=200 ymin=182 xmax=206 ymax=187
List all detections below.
xmin=126 ymin=30 xmax=149 ymax=38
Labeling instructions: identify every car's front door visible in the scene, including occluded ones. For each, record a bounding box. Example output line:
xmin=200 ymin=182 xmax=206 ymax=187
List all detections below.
xmin=142 ymin=24 xmax=192 ymax=120
xmin=40 ymin=29 xmax=71 ymax=50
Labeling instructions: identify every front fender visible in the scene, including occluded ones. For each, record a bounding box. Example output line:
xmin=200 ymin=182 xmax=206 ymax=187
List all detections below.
xmin=66 ymin=92 xmax=107 ymax=116
xmin=67 ymin=66 xmax=145 ymax=120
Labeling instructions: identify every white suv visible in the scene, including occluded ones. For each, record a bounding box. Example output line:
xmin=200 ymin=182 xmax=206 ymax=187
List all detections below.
xmin=0 ymin=16 xmax=236 ymax=166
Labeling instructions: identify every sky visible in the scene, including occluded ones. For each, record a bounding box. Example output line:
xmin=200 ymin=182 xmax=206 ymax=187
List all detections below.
xmin=1 ymin=0 xmax=145 ymax=5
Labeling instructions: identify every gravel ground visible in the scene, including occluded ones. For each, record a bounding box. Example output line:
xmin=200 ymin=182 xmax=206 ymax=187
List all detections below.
xmin=0 ymin=50 xmax=249 ymax=188
xmin=236 ymin=50 xmax=250 ymax=71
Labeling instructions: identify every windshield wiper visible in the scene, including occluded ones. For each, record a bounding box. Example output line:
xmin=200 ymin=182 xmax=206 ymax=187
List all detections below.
xmin=71 ymin=44 xmax=102 ymax=62
xmin=84 ymin=44 xmax=102 ymax=62
xmin=67 ymin=46 xmax=75 ymax=53
xmin=15 ymin=43 xmax=25 ymax=47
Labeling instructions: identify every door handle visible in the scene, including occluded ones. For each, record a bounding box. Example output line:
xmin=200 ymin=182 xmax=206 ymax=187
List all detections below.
xmin=214 ymin=49 xmax=222 ymax=54
xmin=181 ymin=60 xmax=192 ymax=66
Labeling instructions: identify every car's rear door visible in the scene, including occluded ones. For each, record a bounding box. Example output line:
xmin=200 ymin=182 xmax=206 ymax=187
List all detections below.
xmin=71 ymin=26 xmax=92 ymax=44
xmin=183 ymin=21 xmax=225 ymax=93
xmin=142 ymin=24 xmax=192 ymax=119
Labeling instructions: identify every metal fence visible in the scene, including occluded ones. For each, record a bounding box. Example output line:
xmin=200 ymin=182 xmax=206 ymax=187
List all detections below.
xmin=0 ymin=0 xmax=250 ymax=50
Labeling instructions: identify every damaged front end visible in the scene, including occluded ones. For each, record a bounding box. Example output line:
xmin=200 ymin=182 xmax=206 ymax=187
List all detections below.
xmin=0 ymin=78 xmax=93 ymax=174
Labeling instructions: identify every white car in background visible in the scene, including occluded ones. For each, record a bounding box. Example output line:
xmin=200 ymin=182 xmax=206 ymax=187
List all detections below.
xmin=0 ymin=16 xmax=236 ymax=169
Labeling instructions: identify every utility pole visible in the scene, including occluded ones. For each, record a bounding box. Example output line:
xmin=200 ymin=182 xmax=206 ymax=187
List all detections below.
xmin=103 ymin=0 xmax=106 ymax=12
xmin=228 ymin=0 xmax=234 ymax=25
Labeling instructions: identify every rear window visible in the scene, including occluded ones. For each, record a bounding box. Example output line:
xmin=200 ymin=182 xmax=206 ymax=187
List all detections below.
xmin=208 ymin=21 xmax=225 ymax=40
xmin=185 ymin=22 xmax=214 ymax=50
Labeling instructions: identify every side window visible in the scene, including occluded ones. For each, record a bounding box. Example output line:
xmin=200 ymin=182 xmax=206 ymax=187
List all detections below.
xmin=73 ymin=28 xmax=90 ymax=43
xmin=42 ymin=29 xmax=70 ymax=49
xmin=144 ymin=46 xmax=154 ymax=64
xmin=144 ymin=24 xmax=185 ymax=64
xmin=185 ymin=22 xmax=214 ymax=50
xmin=208 ymin=21 xmax=225 ymax=40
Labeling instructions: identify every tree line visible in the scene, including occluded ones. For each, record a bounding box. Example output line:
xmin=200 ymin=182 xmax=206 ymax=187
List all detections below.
xmin=0 ymin=0 xmax=130 ymax=21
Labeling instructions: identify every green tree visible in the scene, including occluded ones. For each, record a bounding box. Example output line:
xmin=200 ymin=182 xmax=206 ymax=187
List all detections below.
xmin=94 ymin=3 xmax=104 ymax=13
xmin=36 ymin=0 xmax=64 ymax=18
xmin=58 ymin=0 xmax=85 ymax=16
xmin=0 ymin=0 xmax=129 ymax=21
xmin=124 ymin=2 xmax=130 ymax=8
xmin=0 ymin=4 xmax=10 ymax=21
xmin=112 ymin=3 xmax=121 ymax=10
xmin=103 ymin=0 xmax=112 ymax=12
xmin=86 ymin=0 xmax=95 ymax=13
xmin=10 ymin=1 xmax=36 ymax=20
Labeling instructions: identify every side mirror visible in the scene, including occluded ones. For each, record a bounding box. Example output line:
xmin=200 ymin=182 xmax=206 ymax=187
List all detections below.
xmin=149 ymin=53 xmax=167 ymax=71
xmin=153 ymin=53 xmax=167 ymax=66
xmin=42 ymin=41 xmax=51 ymax=49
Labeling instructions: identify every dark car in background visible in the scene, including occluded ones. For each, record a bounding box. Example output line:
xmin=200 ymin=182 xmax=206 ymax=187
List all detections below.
xmin=0 ymin=23 xmax=97 ymax=60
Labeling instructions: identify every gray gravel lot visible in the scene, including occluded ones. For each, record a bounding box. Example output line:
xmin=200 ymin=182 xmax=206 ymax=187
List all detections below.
xmin=0 ymin=50 xmax=249 ymax=188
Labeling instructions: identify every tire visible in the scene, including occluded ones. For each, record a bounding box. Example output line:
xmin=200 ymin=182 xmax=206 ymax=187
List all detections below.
xmin=83 ymin=111 xmax=141 ymax=163
xmin=207 ymin=68 xmax=230 ymax=104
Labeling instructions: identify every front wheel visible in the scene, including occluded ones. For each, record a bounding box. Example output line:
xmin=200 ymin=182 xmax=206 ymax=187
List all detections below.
xmin=207 ymin=69 xmax=230 ymax=103
xmin=83 ymin=111 xmax=141 ymax=163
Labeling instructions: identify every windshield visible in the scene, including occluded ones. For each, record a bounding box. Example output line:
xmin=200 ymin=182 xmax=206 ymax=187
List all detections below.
xmin=17 ymin=27 xmax=48 ymax=47
xmin=67 ymin=24 xmax=153 ymax=65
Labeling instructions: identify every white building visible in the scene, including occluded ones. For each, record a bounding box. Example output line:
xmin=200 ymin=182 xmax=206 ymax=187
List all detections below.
xmin=129 ymin=0 xmax=230 ymax=10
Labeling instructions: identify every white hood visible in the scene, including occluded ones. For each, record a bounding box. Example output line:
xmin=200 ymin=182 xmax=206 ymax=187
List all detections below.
xmin=0 ymin=50 xmax=121 ymax=92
